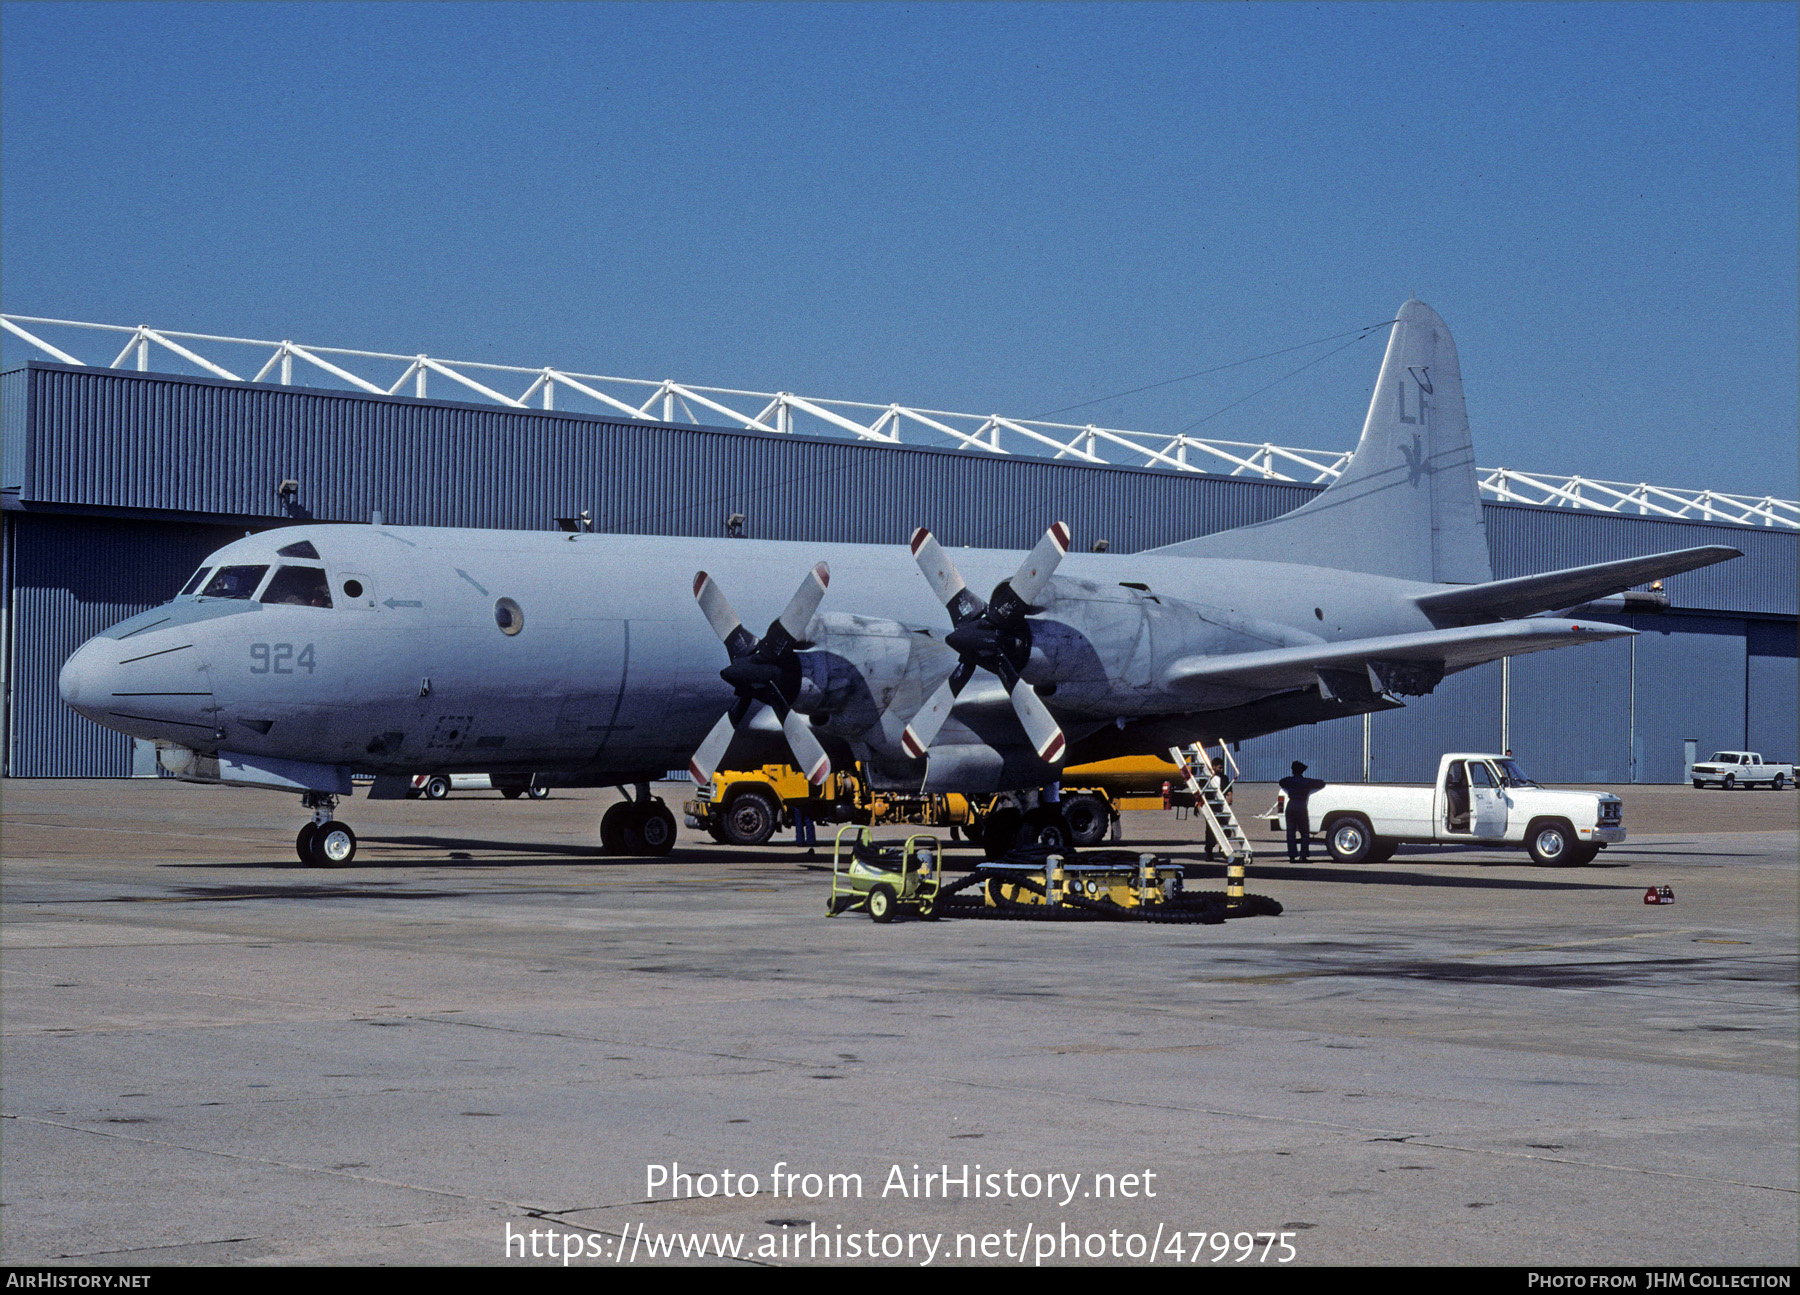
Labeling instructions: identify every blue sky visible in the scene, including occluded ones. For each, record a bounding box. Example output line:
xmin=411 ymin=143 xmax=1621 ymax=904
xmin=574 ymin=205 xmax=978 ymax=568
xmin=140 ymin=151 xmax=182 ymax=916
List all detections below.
xmin=3 ymin=1 xmax=1795 ymax=499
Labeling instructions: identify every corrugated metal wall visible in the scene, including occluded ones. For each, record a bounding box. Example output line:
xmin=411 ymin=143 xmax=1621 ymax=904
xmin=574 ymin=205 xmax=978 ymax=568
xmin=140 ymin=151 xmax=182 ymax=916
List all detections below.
xmin=1484 ymin=505 xmax=1795 ymax=618
xmin=8 ymin=514 xmax=245 ymax=776
xmin=1629 ymin=615 xmax=1748 ymax=783
xmin=7 ymin=362 xmax=1317 ymax=554
xmin=4 ymin=361 xmax=1795 ymax=780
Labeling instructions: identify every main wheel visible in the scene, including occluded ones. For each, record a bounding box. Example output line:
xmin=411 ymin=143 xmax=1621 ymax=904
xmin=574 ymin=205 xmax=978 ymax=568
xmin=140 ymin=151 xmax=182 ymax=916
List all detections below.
xmin=1019 ymin=806 xmax=1072 ymax=851
xmin=1062 ymin=796 xmax=1110 ymax=847
xmin=307 ymin=820 xmax=357 ymax=868
xmin=295 ymin=822 xmax=318 ymax=865
xmin=599 ymin=802 xmax=633 ymax=855
xmin=1325 ymin=816 xmax=1374 ymax=864
xmin=424 ymin=775 xmax=451 ymax=800
xmin=637 ymin=803 xmax=677 ymax=856
xmin=528 ymin=785 xmax=550 ymax=800
xmin=867 ymin=884 xmax=897 ymax=924
xmin=979 ymin=810 xmax=1021 ymax=860
xmin=1527 ymin=819 xmax=1577 ymax=866
xmin=502 ymin=788 xmax=523 ymax=800
xmin=719 ymin=790 xmax=778 ymax=846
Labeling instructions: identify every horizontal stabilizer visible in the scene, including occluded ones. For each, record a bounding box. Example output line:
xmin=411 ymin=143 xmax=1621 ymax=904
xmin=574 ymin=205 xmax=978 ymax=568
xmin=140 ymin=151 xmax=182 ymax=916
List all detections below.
xmin=1164 ymin=619 xmax=1635 ymax=695
xmin=1413 ymin=546 xmax=1740 ymax=621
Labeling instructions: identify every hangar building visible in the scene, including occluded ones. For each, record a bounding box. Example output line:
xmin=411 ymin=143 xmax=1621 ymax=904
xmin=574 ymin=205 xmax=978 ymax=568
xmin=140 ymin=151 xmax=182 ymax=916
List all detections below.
xmin=3 ymin=346 xmax=1794 ymax=786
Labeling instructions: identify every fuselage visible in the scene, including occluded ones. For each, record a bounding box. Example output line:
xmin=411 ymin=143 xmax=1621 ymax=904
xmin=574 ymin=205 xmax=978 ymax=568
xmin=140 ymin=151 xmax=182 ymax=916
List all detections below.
xmin=59 ymin=523 xmax=1444 ymax=783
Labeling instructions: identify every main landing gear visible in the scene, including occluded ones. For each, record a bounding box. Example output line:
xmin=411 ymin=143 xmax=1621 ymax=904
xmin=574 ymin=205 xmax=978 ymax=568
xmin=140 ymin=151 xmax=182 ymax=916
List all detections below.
xmin=296 ymin=792 xmax=357 ymax=868
xmin=599 ymin=782 xmax=678 ymax=857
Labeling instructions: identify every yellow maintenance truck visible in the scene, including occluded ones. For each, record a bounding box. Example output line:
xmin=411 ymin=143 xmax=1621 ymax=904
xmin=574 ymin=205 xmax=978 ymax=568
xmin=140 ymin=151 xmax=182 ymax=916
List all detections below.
xmin=683 ymin=754 xmax=1183 ymax=853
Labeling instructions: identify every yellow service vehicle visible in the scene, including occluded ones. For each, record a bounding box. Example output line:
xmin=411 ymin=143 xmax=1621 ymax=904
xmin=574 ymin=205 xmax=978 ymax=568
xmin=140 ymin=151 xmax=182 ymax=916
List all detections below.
xmin=686 ymin=753 xmax=1188 ymax=851
xmin=683 ymin=763 xmax=861 ymax=846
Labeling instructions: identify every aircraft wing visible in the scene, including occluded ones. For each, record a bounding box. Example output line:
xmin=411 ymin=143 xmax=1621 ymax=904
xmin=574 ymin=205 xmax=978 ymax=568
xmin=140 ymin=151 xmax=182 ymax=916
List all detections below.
xmin=1164 ymin=619 xmax=1635 ymax=695
xmin=1411 ymin=545 xmax=1740 ymax=621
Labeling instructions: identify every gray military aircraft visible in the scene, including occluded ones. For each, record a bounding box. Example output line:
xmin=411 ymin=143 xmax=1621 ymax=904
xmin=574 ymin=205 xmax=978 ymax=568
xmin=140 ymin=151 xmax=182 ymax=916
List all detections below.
xmin=59 ymin=299 xmax=1738 ymax=866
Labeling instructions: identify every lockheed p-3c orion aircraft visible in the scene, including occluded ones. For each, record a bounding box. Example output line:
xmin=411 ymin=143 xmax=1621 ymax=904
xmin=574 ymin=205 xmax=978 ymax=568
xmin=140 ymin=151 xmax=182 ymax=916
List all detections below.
xmin=58 ymin=300 xmax=1737 ymax=865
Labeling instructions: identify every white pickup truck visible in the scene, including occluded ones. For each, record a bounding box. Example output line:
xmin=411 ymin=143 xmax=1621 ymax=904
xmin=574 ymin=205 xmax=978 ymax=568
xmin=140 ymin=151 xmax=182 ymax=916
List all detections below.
xmin=1689 ymin=751 xmax=1793 ymax=791
xmin=1295 ymin=754 xmax=1625 ymax=866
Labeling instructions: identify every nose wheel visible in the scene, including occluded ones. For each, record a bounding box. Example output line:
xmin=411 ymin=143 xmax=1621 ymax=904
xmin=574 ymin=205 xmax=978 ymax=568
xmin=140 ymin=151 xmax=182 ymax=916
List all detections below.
xmin=297 ymin=794 xmax=358 ymax=867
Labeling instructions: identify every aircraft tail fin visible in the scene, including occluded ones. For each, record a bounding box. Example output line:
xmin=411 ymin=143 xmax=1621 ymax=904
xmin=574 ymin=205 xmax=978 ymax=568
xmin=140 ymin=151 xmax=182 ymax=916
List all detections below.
xmin=1150 ymin=298 xmax=1494 ymax=585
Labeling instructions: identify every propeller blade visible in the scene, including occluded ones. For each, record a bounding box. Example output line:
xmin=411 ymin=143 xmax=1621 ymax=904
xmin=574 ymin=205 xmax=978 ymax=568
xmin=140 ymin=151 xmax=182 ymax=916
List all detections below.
xmin=1008 ymin=678 xmax=1067 ymax=764
xmin=901 ymin=676 xmax=960 ymax=760
xmin=781 ymin=710 xmax=832 ymax=785
xmin=1006 ymin=521 xmax=1071 ymax=608
xmin=771 ymin=562 xmax=831 ymax=645
xmin=910 ymin=528 xmax=983 ymax=623
xmin=693 ymin=572 xmax=755 ymax=658
xmin=688 ymin=710 xmax=739 ymax=786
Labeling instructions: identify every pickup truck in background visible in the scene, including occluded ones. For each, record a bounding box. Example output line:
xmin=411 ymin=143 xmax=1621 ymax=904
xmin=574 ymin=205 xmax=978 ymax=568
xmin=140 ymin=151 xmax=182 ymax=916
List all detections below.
xmin=1296 ymin=753 xmax=1625 ymax=866
xmin=409 ymin=773 xmax=549 ymax=800
xmin=1689 ymin=751 xmax=1793 ymax=791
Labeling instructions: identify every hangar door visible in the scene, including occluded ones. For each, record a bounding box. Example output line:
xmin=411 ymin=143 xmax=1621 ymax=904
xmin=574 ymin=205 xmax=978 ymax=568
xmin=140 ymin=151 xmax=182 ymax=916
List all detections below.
xmin=6 ymin=514 xmax=246 ymax=776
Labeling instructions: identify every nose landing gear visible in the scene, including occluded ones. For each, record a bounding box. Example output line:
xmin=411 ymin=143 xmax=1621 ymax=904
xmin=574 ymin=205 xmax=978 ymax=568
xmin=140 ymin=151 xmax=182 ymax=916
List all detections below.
xmin=297 ymin=793 xmax=358 ymax=868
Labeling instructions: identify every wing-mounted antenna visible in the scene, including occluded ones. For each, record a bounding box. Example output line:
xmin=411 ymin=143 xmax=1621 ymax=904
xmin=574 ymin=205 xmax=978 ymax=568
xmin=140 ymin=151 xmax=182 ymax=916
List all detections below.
xmin=901 ymin=523 xmax=1070 ymax=763
xmin=689 ymin=563 xmax=833 ymax=786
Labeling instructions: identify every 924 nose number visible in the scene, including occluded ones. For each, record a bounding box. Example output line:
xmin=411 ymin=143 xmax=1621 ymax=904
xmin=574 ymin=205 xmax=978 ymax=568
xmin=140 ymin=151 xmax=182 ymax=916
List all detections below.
xmin=249 ymin=643 xmax=316 ymax=674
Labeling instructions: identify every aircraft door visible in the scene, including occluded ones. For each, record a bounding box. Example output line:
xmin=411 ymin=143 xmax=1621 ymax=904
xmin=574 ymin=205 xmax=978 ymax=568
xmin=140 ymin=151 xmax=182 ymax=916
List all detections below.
xmin=1468 ymin=761 xmax=1506 ymax=838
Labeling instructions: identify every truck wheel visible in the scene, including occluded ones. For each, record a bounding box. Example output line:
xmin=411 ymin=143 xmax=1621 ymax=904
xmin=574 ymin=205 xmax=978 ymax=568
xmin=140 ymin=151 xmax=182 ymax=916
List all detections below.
xmin=1774 ymin=774 xmax=1787 ymax=791
xmin=1527 ymin=819 xmax=1578 ymax=866
xmin=1325 ymin=816 xmax=1375 ymax=864
xmin=1692 ymin=779 xmax=1704 ymax=789
xmin=1723 ymin=774 xmax=1736 ymax=791
xmin=1062 ymin=796 xmax=1110 ymax=847
xmin=720 ymin=790 xmax=778 ymax=846
xmin=424 ymin=775 xmax=451 ymax=800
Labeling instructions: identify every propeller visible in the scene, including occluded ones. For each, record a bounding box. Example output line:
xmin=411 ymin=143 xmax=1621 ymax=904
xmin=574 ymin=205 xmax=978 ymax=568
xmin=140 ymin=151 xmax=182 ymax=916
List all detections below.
xmin=901 ymin=523 xmax=1070 ymax=763
xmin=689 ymin=562 xmax=833 ymax=787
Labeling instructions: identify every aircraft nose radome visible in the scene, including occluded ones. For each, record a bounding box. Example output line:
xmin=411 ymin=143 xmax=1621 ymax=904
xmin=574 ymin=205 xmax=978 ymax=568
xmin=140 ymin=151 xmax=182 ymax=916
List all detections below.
xmin=58 ymin=637 xmax=109 ymax=713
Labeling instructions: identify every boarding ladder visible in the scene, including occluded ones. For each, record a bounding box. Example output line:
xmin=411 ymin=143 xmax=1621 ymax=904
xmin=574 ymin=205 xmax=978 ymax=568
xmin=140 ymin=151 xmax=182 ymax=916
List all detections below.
xmin=1171 ymin=743 xmax=1253 ymax=901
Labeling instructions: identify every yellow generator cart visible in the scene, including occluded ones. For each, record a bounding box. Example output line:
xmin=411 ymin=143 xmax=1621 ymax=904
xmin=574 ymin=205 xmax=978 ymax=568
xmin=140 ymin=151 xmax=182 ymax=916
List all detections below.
xmin=826 ymin=828 xmax=943 ymax=923
xmin=931 ymin=848 xmax=1282 ymax=924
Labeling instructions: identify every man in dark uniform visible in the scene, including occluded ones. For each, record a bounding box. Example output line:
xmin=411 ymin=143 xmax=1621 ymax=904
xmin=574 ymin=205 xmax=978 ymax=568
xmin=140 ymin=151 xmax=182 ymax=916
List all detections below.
xmin=1278 ymin=761 xmax=1327 ymax=862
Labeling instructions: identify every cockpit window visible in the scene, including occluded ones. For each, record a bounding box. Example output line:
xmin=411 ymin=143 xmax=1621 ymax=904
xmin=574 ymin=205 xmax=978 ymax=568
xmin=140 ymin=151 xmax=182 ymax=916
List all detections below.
xmin=277 ymin=540 xmax=321 ymax=559
xmin=200 ymin=565 xmax=270 ymax=600
xmin=178 ymin=566 xmax=211 ymax=597
xmin=262 ymin=565 xmax=334 ymax=608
